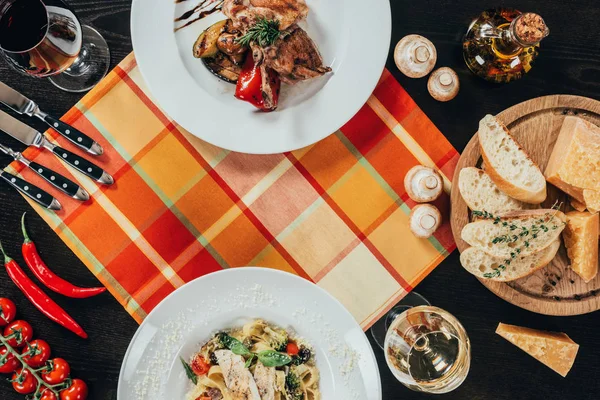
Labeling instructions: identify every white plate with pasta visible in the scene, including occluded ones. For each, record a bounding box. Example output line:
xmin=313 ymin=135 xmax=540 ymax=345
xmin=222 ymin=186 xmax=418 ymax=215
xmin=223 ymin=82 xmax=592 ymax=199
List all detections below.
xmin=117 ymin=268 xmax=382 ymax=400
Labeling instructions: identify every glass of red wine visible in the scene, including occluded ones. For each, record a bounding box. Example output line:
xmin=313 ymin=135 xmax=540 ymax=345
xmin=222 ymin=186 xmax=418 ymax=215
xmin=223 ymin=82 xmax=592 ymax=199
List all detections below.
xmin=0 ymin=0 xmax=110 ymax=92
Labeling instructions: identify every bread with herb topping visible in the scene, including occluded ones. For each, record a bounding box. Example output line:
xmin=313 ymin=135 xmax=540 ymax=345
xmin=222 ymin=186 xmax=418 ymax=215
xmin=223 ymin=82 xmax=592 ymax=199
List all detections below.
xmin=460 ymin=240 xmax=560 ymax=281
xmin=458 ymin=167 xmax=531 ymax=213
xmin=478 ymin=115 xmax=547 ymax=204
xmin=461 ymin=209 xmax=567 ymax=258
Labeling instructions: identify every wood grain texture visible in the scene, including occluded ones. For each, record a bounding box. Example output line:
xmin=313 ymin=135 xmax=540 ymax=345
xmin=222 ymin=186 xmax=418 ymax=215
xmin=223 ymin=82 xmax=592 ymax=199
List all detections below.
xmin=0 ymin=0 xmax=600 ymax=399
xmin=451 ymin=95 xmax=600 ymax=316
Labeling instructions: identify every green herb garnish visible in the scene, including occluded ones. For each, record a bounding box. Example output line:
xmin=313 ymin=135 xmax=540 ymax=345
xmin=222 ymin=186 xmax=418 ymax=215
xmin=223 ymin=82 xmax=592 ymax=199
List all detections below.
xmin=257 ymin=350 xmax=292 ymax=367
xmin=236 ymin=18 xmax=282 ymax=47
xmin=218 ymin=333 xmax=252 ymax=356
xmin=180 ymin=357 xmax=198 ymax=385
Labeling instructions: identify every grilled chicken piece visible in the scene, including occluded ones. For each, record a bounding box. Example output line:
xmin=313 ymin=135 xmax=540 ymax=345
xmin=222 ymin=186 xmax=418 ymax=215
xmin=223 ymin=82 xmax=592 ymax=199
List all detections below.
xmin=253 ymin=362 xmax=277 ymax=400
xmin=263 ymin=25 xmax=331 ymax=84
xmin=223 ymin=0 xmax=308 ymax=30
xmin=214 ymin=350 xmax=261 ymax=400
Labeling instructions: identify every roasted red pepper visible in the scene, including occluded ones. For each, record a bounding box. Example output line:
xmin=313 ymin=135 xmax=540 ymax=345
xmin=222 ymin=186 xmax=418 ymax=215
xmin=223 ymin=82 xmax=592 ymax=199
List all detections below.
xmin=21 ymin=214 xmax=106 ymax=299
xmin=235 ymin=54 xmax=280 ymax=111
xmin=0 ymin=242 xmax=87 ymax=339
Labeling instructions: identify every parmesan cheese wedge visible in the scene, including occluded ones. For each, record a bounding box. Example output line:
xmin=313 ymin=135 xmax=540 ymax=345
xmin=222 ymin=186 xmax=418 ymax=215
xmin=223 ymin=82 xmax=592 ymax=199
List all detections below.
xmin=583 ymin=189 xmax=600 ymax=213
xmin=563 ymin=211 xmax=599 ymax=283
xmin=545 ymin=117 xmax=600 ymax=200
xmin=496 ymin=323 xmax=579 ymax=377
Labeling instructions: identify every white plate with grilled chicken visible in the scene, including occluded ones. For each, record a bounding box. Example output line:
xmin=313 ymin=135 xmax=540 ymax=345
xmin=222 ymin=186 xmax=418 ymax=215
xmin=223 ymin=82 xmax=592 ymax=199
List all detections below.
xmin=117 ymin=268 xmax=382 ymax=400
xmin=131 ymin=0 xmax=391 ymax=154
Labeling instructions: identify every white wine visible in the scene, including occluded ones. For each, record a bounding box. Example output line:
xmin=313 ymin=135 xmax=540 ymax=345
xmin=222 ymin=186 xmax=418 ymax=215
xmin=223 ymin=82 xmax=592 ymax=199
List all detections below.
xmin=384 ymin=306 xmax=470 ymax=394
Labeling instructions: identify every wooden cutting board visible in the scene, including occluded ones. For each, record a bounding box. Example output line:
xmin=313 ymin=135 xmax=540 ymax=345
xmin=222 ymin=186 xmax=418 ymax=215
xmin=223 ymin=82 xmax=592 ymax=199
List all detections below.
xmin=450 ymin=95 xmax=600 ymax=316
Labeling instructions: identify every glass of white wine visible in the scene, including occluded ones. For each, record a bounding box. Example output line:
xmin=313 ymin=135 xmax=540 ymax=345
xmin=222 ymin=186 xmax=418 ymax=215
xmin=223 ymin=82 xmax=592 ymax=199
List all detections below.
xmin=370 ymin=293 xmax=471 ymax=394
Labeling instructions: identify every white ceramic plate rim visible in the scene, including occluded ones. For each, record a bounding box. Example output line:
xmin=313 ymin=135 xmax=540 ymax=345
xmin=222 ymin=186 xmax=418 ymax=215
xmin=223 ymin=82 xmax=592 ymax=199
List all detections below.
xmin=117 ymin=267 xmax=382 ymax=399
xmin=130 ymin=0 xmax=392 ymax=154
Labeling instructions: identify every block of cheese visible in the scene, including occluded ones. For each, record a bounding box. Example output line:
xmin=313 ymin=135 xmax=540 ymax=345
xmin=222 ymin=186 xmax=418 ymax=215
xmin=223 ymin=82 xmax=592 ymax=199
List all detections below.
xmin=570 ymin=197 xmax=587 ymax=212
xmin=563 ymin=211 xmax=599 ymax=282
xmin=545 ymin=117 xmax=600 ymax=202
xmin=583 ymin=189 xmax=600 ymax=213
xmin=496 ymin=323 xmax=579 ymax=377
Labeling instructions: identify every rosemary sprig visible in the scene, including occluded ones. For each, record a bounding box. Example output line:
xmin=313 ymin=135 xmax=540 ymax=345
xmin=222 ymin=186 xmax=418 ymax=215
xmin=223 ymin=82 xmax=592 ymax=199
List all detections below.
xmin=236 ymin=18 xmax=282 ymax=47
xmin=473 ymin=206 xmax=565 ymax=279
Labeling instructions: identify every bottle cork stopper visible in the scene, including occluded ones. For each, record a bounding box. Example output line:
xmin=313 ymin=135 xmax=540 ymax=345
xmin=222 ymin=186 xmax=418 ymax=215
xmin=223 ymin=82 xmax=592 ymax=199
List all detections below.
xmin=428 ymin=67 xmax=459 ymax=102
xmin=514 ymin=13 xmax=549 ymax=45
xmin=394 ymin=35 xmax=437 ymax=78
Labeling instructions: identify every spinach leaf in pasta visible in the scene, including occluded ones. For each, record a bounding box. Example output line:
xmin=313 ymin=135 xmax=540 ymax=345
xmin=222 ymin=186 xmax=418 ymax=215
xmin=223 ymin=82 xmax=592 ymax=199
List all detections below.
xmin=218 ymin=333 xmax=252 ymax=356
xmin=180 ymin=357 xmax=198 ymax=385
xmin=258 ymin=350 xmax=292 ymax=367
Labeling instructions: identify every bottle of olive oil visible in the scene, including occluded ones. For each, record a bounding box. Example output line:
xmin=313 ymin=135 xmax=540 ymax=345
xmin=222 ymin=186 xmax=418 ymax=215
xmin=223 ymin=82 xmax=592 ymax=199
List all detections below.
xmin=463 ymin=9 xmax=549 ymax=83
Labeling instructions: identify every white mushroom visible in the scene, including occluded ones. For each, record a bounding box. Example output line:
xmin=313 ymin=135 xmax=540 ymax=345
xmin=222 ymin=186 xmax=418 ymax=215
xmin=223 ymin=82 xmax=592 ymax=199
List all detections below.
xmin=394 ymin=35 xmax=437 ymax=78
xmin=410 ymin=204 xmax=442 ymax=238
xmin=427 ymin=67 xmax=459 ymax=102
xmin=404 ymin=165 xmax=443 ymax=203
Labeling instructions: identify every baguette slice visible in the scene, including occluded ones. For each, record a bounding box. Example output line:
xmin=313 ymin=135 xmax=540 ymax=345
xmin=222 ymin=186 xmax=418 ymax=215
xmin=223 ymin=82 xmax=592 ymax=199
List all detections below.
xmin=496 ymin=323 xmax=579 ymax=377
xmin=563 ymin=211 xmax=599 ymax=283
xmin=461 ymin=209 xmax=566 ymax=258
xmin=460 ymin=240 xmax=560 ymax=282
xmin=458 ymin=167 xmax=530 ymax=213
xmin=478 ymin=115 xmax=547 ymax=204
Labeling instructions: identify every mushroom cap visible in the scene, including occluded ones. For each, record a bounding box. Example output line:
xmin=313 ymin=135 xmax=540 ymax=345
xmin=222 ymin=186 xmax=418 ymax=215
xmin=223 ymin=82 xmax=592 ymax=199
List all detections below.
xmin=404 ymin=165 xmax=443 ymax=203
xmin=409 ymin=204 xmax=442 ymax=239
xmin=394 ymin=35 xmax=437 ymax=78
xmin=428 ymin=67 xmax=459 ymax=102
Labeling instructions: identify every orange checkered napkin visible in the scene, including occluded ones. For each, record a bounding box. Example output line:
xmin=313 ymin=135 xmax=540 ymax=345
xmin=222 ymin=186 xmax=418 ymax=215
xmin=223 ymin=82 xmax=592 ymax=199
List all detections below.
xmin=6 ymin=53 xmax=458 ymax=329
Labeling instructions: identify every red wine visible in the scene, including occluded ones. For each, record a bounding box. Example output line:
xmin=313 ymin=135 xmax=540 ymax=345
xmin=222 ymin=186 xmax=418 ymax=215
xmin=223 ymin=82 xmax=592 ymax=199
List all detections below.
xmin=0 ymin=0 xmax=48 ymax=52
xmin=0 ymin=0 xmax=82 ymax=77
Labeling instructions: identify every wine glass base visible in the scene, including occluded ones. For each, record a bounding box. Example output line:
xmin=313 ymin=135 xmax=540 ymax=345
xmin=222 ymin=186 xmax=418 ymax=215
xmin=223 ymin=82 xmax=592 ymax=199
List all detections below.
xmin=48 ymin=25 xmax=110 ymax=93
xmin=370 ymin=292 xmax=430 ymax=350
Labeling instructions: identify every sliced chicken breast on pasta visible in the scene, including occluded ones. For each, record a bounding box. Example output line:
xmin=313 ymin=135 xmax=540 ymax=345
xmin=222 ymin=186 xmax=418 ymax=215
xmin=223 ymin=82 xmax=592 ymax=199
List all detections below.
xmin=214 ymin=350 xmax=261 ymax=400
xmin=253 ymin=361 xmax=277 ymax=400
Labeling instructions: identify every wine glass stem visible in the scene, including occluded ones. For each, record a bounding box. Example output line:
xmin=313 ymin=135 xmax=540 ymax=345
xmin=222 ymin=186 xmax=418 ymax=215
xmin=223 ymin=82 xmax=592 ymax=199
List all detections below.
xmin=63 ymin=43 xmax=92 ymax=77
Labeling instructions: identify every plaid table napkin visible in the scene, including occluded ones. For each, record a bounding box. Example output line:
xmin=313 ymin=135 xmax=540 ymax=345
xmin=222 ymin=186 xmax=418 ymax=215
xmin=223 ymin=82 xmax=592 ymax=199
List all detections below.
xmin=6 ymin=53 xmax=458 ymax=329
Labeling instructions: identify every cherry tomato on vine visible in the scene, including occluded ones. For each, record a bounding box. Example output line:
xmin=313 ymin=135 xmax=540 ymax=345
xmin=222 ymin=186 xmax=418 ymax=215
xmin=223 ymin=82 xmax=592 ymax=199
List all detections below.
xmin=4 ymin=320 xmax=33 ymax=348
xmin=22 ymin=339 xmax=51 ymax=367
xmin=60 ymin=379 xmax=88 ymax=400
xmin=11 ymin=368 xmax=36 ymax=394
xmin=0 ymin=346 xmax=20 ymax=373
xmin=42 ymin=358 xmax=70 ymax=385
xmin=41 ymin=388 xmax=58 ymax=400
xmin=0 ymin=298 xmax=16 ymax=327
xmin=191 ymin=354 xmax=210 ymax=376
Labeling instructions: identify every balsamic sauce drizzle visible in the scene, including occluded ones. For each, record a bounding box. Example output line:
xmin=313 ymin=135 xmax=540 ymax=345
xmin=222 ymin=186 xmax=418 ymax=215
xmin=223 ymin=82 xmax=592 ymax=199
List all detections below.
xmin=174 ymin=0 xmax=224 ymax=32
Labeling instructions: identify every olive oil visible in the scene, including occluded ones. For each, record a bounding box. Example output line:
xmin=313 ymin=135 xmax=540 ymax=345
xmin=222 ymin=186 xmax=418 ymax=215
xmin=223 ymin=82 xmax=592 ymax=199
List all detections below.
xmin=463 ymin=8 xmax=549 ymax=83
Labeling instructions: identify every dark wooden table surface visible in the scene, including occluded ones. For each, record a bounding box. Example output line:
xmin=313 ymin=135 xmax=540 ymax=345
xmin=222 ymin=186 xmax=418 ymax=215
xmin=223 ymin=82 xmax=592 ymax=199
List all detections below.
xmin=1 ymin=0 xmax=600 ymax=399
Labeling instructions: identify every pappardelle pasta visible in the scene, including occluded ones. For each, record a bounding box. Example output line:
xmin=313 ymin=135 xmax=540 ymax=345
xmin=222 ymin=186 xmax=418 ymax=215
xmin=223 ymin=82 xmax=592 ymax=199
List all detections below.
xmin=184 ymin=319 xmax=320 ymax=400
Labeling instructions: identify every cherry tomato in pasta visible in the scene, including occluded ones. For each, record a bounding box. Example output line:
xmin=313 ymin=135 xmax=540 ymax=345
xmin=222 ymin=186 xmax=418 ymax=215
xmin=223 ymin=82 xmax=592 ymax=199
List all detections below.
xmin=191 ymin=355 xmax=211 ymax=376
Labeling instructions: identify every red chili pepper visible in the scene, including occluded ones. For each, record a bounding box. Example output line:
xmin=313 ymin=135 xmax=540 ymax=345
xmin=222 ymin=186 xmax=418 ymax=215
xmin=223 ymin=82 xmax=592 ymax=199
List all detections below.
xmin=235 ymin=54 xmax=280 ymax=111
xmin=21 ymin=214 xmax=106 ymax=299
xmin=0 ymin=242 xmax=87 ymax=339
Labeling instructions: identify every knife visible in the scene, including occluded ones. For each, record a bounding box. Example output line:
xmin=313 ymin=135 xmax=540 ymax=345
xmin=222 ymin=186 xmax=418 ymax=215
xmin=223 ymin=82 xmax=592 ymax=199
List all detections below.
xmin=0 ymin=143 xmax=89 ymax=201
xmin=0 ymin=81 xmax=103 ymax=156
xmin=0 ymin=111 xmax=114 ymax=185
xmin=0 ymin=170 xmax=62 ymax=211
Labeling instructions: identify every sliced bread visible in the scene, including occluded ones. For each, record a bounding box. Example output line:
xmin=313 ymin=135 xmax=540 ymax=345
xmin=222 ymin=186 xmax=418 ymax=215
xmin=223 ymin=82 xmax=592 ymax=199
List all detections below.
xmin=460 ymin=240 xmax=560 ymax=281
xmin=478 ymin=115 xmax=547 ymax=204
xmin=458 ymin=167 xmax=530 ymax=213
xmin=461 ymin=209 xmax=567 ymax=258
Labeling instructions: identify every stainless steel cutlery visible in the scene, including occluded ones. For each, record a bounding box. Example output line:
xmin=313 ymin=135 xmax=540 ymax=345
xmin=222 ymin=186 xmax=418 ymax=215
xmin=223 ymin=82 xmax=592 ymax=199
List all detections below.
xmin=0 ymin=143 xmax=89 ymax=201
xmin=0 ymin=81 xmax=103 ymax=156
xmin=0 ymin=170 xmax=62 ymax=210
xmin=0 ymin=110 xmax=113 ymax=185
